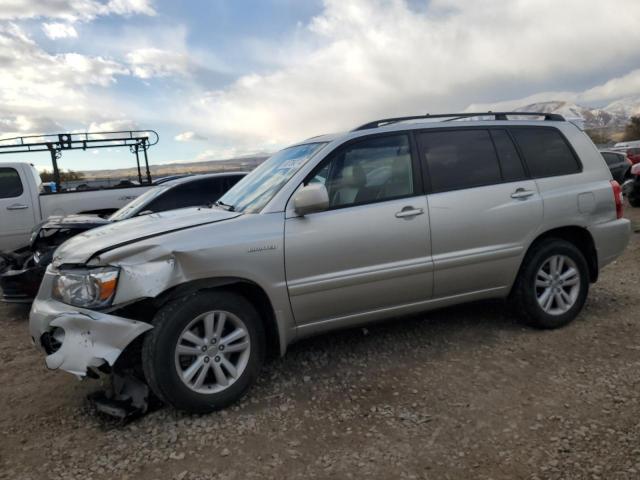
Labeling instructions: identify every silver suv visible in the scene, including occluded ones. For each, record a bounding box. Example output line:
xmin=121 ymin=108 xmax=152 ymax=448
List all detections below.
xmin=29 ymin=112 xmax=631 ymax=414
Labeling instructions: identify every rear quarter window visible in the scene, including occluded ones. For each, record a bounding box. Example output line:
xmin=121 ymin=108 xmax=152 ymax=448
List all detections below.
xmin=0 ymin=168 xmax=24 ymax=199
xmin=510 ymin=128 xmax=581 ymax=178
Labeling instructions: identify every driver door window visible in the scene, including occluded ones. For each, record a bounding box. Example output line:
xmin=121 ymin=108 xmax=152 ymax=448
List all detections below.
xmin=315 ymin=134 xmax=415 ymax=208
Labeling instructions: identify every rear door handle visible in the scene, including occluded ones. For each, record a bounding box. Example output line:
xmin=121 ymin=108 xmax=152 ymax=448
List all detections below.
xmin=395 ymin=207 xmax=424 ymax=218
xmin=6 ymin=203 xmax=28 ymax=210
xmin=511 ymin=188 xmax=535 ymax=199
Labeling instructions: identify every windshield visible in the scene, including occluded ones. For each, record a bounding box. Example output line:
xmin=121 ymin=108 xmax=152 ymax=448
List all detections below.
xmin=217 ymin=142 xmax=327 ymax=213
xmin=108 ymin=186 xmax=168 ymax=221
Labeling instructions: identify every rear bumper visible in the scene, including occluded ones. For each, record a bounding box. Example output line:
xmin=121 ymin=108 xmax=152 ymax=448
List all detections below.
xmin=588 ymin=218 xmax=631 ymax=270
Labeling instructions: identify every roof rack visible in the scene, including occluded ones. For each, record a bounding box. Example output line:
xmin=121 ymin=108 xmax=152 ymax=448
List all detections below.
xmin=353 ymin=111 xmax=565 ymax=131
xmin=0 ymin=130 xmax=159 ymax=190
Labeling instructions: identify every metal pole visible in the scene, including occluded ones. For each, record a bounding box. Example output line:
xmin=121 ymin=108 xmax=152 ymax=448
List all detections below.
xmin=142 ymin=141 xmax=152 ymax=184
xmin=47 ymin=143 xmax=61 ymax=191
xmin=134 ymin=144 xmax=142 ymax=184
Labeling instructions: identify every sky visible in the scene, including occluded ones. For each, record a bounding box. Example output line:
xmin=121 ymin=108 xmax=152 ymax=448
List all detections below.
xmin=1 ymin=0 xmax=640 ymax=171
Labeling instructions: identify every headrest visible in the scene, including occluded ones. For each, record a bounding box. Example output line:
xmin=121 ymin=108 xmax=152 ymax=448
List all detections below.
xmin=340 ymin=164 xmax=367 ymax=188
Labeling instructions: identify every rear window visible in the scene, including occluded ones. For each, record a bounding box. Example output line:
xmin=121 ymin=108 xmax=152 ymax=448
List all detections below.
xmin=0 ymin=168 xmax=23 ymax=199
xmin=510 ymin=128 xmax=580 ymax=178
xmin=417 ymin=129 xmax=502 ymax=192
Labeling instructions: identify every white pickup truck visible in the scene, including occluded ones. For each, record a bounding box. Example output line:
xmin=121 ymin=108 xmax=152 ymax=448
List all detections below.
xmin=0 ymin=162 xmax=153 ymax=251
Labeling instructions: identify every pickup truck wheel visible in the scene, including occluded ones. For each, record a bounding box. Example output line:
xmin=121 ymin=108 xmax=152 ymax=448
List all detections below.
xmin=511 ymin=238 xmax=589 ymax=329
xmin=142 ymin=290 xmax=265 ymax=413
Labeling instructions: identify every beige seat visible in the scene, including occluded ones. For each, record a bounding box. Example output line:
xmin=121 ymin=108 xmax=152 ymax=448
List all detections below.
xmin=330 ymin=164 xmax=366 ymax=206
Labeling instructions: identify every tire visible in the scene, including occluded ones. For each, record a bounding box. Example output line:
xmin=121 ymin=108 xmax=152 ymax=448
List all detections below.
xmin=629 ymin=195 xmax=640 ymax=208
xmin=511 ymin=238 xmax=589 ymax=329
xmin=142 ymin=290 xmax=265 ymax=413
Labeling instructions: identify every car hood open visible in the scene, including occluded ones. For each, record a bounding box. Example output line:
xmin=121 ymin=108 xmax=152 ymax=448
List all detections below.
xmin=53 ymin=206 xmax=241 ymax=266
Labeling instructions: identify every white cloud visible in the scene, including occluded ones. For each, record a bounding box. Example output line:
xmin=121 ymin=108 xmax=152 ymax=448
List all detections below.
xmin=88 ymin=119 xmax=139 ymax=132
xmin=178 ymin=0 xmax=640 ymax=151
xmin=174 ymin=131 xmax=207 ymax=142
xmin=42 ymin=22 xmax=77 ymax=39
xmin=468 ymin=69 xmax=640 ymax=112
xmin=0 ymin=114 xmax=63 ymax=135
xmin=196 ymin=146 xmax=268 ymax=162
xmin=0 ymin=24 xmax=130 ymax=136
xmin=0 ymin=0 xmax=155 ymax=22
xmin=581 ymin=69 xmax=640 ymax=104
xmin=126 ymin=48 xmax=191 ymax=79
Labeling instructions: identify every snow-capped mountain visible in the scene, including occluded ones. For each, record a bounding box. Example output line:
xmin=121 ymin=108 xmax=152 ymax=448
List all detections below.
xmin=513 ymin=98 xmax=640 ymax=130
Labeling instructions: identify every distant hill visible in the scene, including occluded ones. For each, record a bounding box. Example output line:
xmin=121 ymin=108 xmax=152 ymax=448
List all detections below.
xmin=79 ymin=155 xmax=269 ymax=180
xmin=511 ymin=98 xmax=640 ymax=139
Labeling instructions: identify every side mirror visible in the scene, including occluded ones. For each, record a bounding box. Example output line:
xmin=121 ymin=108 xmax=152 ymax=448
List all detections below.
xmin=293 ymin=184 xmax=329 ymax=216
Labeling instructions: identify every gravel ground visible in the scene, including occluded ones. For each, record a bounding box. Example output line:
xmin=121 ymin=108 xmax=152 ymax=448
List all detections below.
xmin=1 ymin=208 xmax=640 ymax=480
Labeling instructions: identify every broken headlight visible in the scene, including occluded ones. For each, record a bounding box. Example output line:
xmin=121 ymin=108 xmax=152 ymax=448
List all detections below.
xmin=52 ymin=266 xmax=120 ymax=309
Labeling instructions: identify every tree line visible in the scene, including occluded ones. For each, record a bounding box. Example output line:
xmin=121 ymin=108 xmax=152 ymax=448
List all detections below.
xmin=39 ymin=169 xmax=83 ymax=183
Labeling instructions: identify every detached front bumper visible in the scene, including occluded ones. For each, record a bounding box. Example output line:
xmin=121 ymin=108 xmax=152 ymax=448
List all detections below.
xmin=29 ymin=272 xmax=152 ymax=377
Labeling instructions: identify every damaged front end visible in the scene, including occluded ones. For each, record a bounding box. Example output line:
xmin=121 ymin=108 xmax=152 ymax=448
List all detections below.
xmin=28 ymin=206 xmax=253 ymax=418
xmin=30 ymin=270 xmax=154 ymax=418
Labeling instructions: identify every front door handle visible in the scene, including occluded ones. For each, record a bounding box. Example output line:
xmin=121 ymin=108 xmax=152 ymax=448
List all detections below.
xmin=6 ymin=203 xmax=28 ymax=210
xmin=511 ymin=188 xmax=535 ymax=199
xmin=395 ymin=207 xmax=424 ymax=218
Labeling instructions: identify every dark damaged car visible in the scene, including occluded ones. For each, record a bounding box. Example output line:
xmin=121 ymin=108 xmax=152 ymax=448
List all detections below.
xmin=0 ymin=172 xmax=245 ymax=302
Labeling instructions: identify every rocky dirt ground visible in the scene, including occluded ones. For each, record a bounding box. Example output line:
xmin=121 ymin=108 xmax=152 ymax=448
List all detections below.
xmin=1 ymin=209 xmax=640 ymax=480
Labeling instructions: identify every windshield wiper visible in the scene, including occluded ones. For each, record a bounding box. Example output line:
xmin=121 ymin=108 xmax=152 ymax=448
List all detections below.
xmin=213 ymin=200 xmax=235 ymax=211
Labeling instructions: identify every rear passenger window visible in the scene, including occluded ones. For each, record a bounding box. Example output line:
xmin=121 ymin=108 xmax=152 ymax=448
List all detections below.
xmin=490 ymin=130 xmax=527 ymax=181
xmin=418 ymin=130 xmax=501 ymax=192
xmin=0 ymin=168 xmax=23 ymax=199
xmin=510 ymin=128 xmax=580 ymax=178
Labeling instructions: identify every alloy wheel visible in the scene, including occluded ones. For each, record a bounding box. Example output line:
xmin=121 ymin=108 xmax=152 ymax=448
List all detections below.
xmin=174 ymin=310 xmax=251 ymax=394
xmin=535 ymin=254 xmax=581 ymax=315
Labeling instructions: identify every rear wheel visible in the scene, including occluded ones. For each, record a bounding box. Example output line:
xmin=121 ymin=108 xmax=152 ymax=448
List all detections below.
xmin=511 ymin=238 xmax=589 ymax=329
xmin=142 ymin=290 xmax=265 ymax=413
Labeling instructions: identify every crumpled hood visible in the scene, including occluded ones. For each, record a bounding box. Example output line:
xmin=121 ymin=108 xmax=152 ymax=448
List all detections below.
xmin=41 ymin=214 xmax=111 ymax=230
xmin=53 ymin=206 xmax=241 ymax=266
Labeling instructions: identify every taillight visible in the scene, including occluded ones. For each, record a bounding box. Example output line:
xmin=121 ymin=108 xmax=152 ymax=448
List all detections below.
xmin=611 ymin=180 xmax=623 ymax=219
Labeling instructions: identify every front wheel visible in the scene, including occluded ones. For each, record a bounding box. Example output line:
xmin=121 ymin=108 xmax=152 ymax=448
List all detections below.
xmin=142 ymin=290 xmax=265 ymax=413
xmin=511 ymin=238 xmax=590 ymax=329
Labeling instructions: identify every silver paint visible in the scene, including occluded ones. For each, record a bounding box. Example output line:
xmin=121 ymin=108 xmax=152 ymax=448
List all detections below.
xmin=29 ymin=120 xmax=631 ymax=379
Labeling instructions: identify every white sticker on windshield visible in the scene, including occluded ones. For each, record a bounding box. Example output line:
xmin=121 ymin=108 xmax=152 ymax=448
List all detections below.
xmin=280 ymin=158 xmax=305 ymax=169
